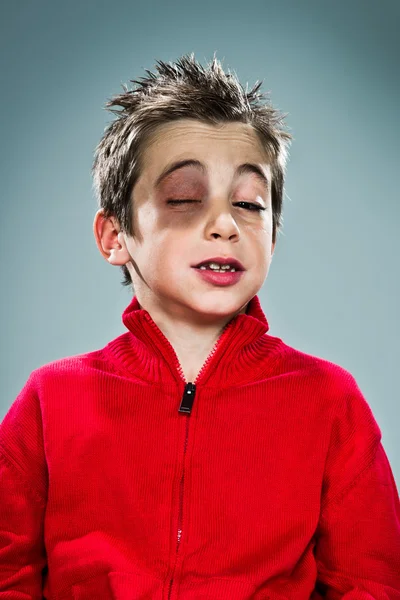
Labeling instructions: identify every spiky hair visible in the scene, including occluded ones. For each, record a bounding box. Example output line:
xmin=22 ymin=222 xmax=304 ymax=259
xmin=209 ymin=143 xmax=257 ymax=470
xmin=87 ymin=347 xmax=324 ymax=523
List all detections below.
xmin=92 ymin=52 xmax=292 ymax=288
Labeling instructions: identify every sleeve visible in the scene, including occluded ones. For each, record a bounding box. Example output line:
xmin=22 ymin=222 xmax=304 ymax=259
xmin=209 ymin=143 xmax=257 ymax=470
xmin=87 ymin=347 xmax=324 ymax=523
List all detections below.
xmin=314 ymin=373 xmax=400 ymax=598
xmin=0 ymin=373 xmax=48 ymax=599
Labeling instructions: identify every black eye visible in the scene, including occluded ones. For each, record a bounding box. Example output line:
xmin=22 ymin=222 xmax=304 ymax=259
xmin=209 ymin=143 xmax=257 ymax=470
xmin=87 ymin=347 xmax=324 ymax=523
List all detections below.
xmin=167 ymin=200 xmax=265 ymax=212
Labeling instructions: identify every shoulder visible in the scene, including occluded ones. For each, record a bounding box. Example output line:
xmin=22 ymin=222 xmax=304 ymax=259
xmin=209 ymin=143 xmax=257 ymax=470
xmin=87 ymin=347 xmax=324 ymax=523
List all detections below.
xmin=274 ymin=340 xmax=378 ymax=422
xmin=279 ymin=338 xmax=380 ymax=432
xmin=273 ymin=339 xmax=358 ymax=392
xmin=28 ymin=336 xmax=128 ymax=391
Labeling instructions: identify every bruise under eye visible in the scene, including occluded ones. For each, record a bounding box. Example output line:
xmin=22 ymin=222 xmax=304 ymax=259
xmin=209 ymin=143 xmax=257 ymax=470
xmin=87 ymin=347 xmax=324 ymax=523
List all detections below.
xmin=159 ymin=171 xmax=205 ymax=196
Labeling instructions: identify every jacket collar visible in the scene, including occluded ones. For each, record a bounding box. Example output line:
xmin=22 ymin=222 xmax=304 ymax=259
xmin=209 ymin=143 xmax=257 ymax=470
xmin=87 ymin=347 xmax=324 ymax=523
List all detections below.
xmin=106 ymin=294 xmax=284 ymax=387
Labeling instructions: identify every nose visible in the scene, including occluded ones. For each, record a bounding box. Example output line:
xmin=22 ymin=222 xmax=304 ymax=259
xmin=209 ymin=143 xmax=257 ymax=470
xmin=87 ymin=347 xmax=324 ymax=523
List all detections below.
xmin=207 ymin=210 xmax=240 ymax=242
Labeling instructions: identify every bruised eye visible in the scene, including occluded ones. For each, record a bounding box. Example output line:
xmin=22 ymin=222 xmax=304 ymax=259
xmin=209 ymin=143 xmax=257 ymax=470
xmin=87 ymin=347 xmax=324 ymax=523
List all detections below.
xmin=167 ymin=200 xmax=265 ymax=212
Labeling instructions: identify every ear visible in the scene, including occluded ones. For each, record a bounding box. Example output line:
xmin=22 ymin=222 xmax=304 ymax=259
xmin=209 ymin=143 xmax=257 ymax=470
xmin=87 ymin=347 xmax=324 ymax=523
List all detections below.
xmin=93 ymin=209 xmax=131 ymax=266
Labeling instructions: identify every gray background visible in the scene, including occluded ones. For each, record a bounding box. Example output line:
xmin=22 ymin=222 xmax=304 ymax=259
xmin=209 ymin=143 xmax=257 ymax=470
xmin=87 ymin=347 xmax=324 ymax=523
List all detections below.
xmin=1 ymin=1 xmax=399 ymax=484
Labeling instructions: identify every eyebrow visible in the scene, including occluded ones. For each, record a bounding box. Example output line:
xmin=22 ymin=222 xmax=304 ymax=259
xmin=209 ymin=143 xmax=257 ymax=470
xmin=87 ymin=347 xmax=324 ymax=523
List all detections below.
xmin=154 ymin=158 xmax=270 ymax=190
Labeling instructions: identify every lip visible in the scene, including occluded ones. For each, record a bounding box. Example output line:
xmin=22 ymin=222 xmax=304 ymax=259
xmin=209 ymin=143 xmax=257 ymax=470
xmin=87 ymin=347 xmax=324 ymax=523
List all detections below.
xmin=192 ymin=256 xmax=245 ymax=271
xmin=192 ymin=268 xmax=244 ymax=287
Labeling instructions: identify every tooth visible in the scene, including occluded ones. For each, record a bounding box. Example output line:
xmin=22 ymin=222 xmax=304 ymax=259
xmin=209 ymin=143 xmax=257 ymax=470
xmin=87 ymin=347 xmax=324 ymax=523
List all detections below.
xmin=199 ymin=264 xmax=236 ymax=272
xmin=209 ymin=263 xmax=233 ymax=269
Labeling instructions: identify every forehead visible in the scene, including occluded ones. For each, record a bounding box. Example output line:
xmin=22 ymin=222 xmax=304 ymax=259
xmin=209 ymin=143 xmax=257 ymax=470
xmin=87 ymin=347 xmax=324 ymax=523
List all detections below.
xmin=140 ymin=119 xmax=270 ymax=176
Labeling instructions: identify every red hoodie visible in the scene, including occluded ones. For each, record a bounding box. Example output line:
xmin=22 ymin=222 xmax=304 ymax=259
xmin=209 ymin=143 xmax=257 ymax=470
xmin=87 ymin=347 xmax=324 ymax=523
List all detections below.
xmin=0 ymin=293 xmax=399 ymax=599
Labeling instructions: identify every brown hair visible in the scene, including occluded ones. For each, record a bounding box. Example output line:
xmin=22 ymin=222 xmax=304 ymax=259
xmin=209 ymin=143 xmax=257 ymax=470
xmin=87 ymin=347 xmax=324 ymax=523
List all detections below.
xmin=92 ymin=52 xmax=292 ymax=288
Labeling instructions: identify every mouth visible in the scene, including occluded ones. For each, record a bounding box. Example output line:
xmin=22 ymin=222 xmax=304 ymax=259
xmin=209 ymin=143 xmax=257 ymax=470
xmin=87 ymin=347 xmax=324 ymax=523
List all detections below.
xmin=191 ymin=264 xmax=245 ymax=287
xmin=191 ymin=256 xmax=245 ymax=271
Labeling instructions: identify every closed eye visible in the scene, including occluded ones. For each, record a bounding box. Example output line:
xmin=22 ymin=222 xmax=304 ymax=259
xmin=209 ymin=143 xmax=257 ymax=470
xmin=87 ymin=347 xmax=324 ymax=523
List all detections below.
xmin=167 ymin=200 xmax=265 ymax=212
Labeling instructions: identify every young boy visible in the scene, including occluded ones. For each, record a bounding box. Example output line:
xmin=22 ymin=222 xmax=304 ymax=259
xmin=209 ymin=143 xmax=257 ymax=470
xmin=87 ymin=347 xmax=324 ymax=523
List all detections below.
xmin=0 ymin=53 xmax=399 ymax=600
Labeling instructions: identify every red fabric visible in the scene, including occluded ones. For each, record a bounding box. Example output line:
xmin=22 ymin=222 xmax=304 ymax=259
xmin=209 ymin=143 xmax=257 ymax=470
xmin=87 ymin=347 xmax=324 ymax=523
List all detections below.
xmin=0 ymin=293 xmax=399 ymax=599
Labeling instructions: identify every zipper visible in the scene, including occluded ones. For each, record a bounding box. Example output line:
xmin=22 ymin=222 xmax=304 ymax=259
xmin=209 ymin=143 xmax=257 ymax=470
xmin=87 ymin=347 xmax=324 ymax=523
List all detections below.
xmin=166 ymin=320 xmax=236 ymax=600
xmin=167 ymin=400 xmax=191 ymax=600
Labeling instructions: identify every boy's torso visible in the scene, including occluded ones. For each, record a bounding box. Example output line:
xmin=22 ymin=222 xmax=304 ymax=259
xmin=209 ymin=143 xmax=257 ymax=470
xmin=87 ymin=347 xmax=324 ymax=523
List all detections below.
xmin=38 ymin=344 xmax=335 ymax=600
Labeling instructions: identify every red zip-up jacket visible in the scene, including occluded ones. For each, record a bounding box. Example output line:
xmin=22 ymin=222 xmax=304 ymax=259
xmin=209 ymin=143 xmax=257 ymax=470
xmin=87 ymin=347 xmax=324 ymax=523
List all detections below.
xmin=1 ymin=293 xmax=399 ymax=599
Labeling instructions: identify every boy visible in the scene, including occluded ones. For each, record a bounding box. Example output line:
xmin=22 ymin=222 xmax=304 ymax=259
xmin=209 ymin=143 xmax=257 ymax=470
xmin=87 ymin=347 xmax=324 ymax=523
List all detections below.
xmin=0 ymin=53 xmax=399 ymax=599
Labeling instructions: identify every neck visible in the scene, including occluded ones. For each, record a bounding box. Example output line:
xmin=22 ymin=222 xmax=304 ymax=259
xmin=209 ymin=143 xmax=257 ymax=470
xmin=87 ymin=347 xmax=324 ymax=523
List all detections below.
xmin=112 ymin=292 xmax=275 ymax=387
xmin=136 ymin=298 xmax=248 ymax=367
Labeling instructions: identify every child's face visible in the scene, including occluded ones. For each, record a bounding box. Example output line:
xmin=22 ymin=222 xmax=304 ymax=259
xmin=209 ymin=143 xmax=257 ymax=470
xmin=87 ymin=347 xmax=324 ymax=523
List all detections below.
xmin=115 ymin=118 xmax=275 ymax=319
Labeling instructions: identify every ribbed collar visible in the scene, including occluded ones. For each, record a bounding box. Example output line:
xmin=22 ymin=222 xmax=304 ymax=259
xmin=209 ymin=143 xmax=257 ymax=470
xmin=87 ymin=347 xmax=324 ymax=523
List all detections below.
xmin=105 ymin=294 xmax=285 ymax=387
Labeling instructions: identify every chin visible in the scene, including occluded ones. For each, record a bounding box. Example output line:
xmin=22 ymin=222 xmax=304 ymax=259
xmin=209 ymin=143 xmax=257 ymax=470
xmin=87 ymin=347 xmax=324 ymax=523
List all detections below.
xmin=190 ymin=298 xmax=247 ymax=316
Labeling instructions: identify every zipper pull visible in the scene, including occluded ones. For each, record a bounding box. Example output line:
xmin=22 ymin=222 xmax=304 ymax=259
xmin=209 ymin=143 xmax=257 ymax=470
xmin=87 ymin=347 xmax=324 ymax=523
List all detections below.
xmin=178 ymin=382 xmax=196 ymax=414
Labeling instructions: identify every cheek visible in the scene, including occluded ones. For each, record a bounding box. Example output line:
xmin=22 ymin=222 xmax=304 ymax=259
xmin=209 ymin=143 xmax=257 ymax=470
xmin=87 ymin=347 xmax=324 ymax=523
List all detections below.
xmin=148 ymin=234 xmax=192 ymax=271
xmin=251 ymin=229 xmax=273 ymax=260
xmin=137 ymin=205 xmax=159 ymax=233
